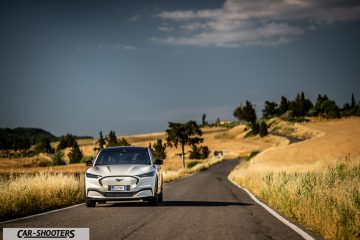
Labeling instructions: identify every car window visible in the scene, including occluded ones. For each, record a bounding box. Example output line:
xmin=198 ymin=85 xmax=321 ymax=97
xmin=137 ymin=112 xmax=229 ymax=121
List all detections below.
xmin=95 ymin=148 xmax=151 ymax=166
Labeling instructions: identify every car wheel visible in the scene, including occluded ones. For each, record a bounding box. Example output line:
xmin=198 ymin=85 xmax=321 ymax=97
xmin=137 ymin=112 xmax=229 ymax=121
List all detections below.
xmin=158 ymin=192 xmax=163 ymax=203
xmin=148 ymin=196 xmax=159 ymax=206
xmin=86 ymin=199 xmax=96 ymax=208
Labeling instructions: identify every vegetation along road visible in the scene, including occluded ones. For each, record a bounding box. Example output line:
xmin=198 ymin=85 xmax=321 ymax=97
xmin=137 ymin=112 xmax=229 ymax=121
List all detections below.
xmin=0 ymin=159 xmax=318 ymax=240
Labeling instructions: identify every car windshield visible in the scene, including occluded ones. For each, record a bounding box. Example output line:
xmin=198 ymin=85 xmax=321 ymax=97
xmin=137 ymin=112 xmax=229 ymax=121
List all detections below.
xmin=95 ymin=148 xmax=151 ymax=166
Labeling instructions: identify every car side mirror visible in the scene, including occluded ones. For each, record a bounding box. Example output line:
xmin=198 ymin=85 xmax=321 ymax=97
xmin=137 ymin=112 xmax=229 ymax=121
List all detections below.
xmin=86 ymin=160 xmax=93 ymax=166
xmin=154 ymin=159 xmax=163 ymax=165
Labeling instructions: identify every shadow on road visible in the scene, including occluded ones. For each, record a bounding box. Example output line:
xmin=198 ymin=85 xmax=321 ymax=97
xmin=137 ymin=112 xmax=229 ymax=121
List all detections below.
xmin=162 ymin=200 xmax=253 ymax=207
xmin=99 ymin=200 xmax=253 ymax=208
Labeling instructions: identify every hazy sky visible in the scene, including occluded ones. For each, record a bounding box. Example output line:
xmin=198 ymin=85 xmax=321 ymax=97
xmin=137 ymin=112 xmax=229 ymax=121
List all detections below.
xmin=1 ymin=0 xmax=360 ymax=136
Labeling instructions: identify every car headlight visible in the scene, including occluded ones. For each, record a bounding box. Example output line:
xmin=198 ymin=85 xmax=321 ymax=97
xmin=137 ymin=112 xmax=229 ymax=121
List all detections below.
xmin=137 ymin=171 xmax=156 ymax=178
xmin=86 ymin=172 xmax=102 ymax=179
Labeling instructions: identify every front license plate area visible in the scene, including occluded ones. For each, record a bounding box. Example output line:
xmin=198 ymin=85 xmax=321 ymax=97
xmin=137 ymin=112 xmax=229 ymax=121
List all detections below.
xmin=109 ymin=185 xmax=129 ymax=191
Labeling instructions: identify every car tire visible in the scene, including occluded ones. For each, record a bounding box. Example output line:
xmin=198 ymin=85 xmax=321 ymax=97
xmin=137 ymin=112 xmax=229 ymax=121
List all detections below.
xmin=86 ymin=199 xmax=96 ymax=208
xmin=148 ymin=196 xmax=159 ymax=206
xmin=158 ymin=191 xmax=163 ymax=203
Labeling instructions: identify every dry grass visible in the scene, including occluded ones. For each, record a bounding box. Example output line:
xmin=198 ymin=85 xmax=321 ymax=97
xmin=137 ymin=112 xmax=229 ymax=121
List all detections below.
xmin=162 ymin=155 xmax=230 ymax=183
xmin=0 ymin=172 xmax=84 ymax=221
xmin=229 ymin=117 xmax=360 ymax=240
xmin=230 ymin=154 xmax=360 ymax=240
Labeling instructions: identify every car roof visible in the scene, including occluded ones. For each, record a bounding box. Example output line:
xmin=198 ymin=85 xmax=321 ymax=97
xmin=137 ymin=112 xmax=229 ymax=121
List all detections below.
xmin=102 ymin=146 xmax=148 ymax=150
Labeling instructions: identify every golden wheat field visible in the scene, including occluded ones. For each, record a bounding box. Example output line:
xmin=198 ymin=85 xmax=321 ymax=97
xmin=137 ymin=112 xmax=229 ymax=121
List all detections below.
xmin=229 ymin=117 xmax=360 ymax=240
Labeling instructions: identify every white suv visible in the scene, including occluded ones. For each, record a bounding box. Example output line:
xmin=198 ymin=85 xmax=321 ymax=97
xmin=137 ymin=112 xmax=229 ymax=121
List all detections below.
xmin=85 ymin=146 xmax=163 ymax=207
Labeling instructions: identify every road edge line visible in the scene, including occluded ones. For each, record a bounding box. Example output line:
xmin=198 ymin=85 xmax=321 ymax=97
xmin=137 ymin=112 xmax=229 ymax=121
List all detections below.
xmin=0 ymin=203 xmax=84 ymax=225
xmin=229 ymin=178 xmax=315 ymax=240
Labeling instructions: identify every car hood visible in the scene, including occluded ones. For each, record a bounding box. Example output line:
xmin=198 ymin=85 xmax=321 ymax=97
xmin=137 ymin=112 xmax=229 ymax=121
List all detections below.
xmin=88 ymin=164 xmax=155 ymax=176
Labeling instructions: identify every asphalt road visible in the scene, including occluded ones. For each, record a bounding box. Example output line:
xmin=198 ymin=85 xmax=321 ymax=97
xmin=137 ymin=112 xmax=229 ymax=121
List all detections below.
xmin=0 ymin=159 xmax=317 ymax=240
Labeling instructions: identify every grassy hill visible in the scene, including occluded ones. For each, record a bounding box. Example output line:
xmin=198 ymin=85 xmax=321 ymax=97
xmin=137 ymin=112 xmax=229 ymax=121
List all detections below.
xmin=0 ymin=127 xmax=57 ymax=145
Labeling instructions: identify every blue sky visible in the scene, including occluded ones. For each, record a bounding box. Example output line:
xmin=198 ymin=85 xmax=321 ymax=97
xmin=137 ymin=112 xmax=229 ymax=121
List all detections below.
xmin=0 ymin=0 xmax=359 ymax=136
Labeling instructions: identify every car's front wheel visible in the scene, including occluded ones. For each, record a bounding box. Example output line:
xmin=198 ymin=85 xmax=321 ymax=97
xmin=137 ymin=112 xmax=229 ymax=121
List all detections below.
xmin=158 ymin=191 xmax=163 ymax=203
xmin=148 ymin=195 xmax=159 ymax=206
xmin=86 ymin=199 xmax=96 ymax=207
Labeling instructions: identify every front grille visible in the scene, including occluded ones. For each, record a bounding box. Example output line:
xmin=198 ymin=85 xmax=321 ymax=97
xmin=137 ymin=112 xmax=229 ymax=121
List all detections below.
xmin=103 ymin=192 xmax=136 ymax=197
xmin=100 ymin=176 xmax=138 ymax=187
xmin=87 ymin=187 xmax=153 ymax=198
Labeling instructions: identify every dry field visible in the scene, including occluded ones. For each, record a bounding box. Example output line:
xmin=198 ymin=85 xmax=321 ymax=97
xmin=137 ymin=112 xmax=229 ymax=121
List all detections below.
xmin=0 ymin=125 xmax=286 ymax=174
xmin=0 ymin=172 xmax=84 ymax=221
xmin=230 ymin=117 xmax=360 ymax=239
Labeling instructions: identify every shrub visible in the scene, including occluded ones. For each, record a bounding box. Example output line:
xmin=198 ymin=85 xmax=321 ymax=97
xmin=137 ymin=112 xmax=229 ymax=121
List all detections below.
xmin=68 ymin=142 xmax=83 ymax=164
xmin=250 ymin=122 xmax=260 ymax=135
xmin=259 ymin=122 xmax=268 ymax=137
xmin=81 ymin=156 xmax=93 ymax=163
xmin=189 ymin=145 xmax=211 ymax=159
xmin=118 ymin=138 xmax=131 ymax=146
xmin=187 ymin=161 xmax=200 ymax=169
xmin=247 ymin=151 xmax=260 ymax=160
xmin=149 ymin=139 xmax=167 ymax=159
xmin=34 ymin=137 xmax=54 ymax=154
xmin=53 ymin=151 xmax=66 ymax=166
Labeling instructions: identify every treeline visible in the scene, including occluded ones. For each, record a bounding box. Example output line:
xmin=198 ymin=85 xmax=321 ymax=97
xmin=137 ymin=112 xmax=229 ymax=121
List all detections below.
xmin=233 ymin=93 xmax=360 ymax=137
xmin=0 ymin=127 xmax=93 ymax=153
xmin=96 ymin=130 xmax=131 ymax=150
xmin=0 ymin=128 xmax=56 ymax=151
xmin=262 ymin=93 xmax=360 ymax=120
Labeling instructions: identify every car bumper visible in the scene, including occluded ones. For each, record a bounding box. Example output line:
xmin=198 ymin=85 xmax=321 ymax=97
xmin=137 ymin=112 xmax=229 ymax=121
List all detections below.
xmin=86 ymin=187 xmax=153 ymax=200
xmin=85 ymin=175 xmax=156 ymax=201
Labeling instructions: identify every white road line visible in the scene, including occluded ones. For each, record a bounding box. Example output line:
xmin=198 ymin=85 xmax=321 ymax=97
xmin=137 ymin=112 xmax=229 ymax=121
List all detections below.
xmin=0 ymin=203 xmax=84 ymax=225
xmin=229 ymin=179 xmax=315 ymax=240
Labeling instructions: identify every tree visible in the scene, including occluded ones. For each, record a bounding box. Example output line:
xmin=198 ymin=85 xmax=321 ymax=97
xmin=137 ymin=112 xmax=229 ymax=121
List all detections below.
xmin=34 ymin=137 xmax=53 ymax=154
xmin=310 ymin=94 xmax=339 ymax=118
xmin=97 ymin=131 xmax=106 ymax=149
xmin=262 ymin=101 xmax=278 ymax=119
xmin=106 ymin=130 xmax=118 ymax=147
xmin=279 ymin=96 xmax=289 ymax=115
xmin=149 ymin=139 xmax=167 ymax=159
xmin=215 ymin=118 xmax=221 ymax=126
xmin=233 ymin=101 xmax=257 ymax=124
xmin=118 ymin=138 xmax=131 ymax=146
xmin=166 ymin=121 xmax=203 ymax=168
xmin=201 ymin=113 xmax=208 ymax=127
xmin=57 ymin=133 xmax=76 ymax=151
xmin=68 ymin=142 xmax=83 ymax=164
xmin=259 ymin=122 xmax=268 ymax=137
xmin=53 ymin=150 xmax=66 ymax=166
xmin=351 ymin=93 xmax=356 ymax=109
xmin=250 ymin=122 xmax=260 ymax=135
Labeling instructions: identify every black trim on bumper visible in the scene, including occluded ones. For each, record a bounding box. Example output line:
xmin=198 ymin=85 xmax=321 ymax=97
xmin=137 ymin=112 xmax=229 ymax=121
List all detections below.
xmin=87 ymin=187 xmax=153 ymax=198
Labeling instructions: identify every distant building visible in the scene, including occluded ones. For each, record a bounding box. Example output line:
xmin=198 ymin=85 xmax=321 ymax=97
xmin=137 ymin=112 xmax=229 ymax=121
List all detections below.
xmin=219 ymin=120 xmax=232 ymax=125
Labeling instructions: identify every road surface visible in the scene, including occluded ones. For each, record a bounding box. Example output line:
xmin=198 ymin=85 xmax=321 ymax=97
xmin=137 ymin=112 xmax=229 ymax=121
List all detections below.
xmin=0 ymin=159 xmax=317 ymax=240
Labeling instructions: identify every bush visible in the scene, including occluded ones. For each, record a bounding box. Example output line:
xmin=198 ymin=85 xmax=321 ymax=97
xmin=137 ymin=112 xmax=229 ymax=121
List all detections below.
xmin=247 ymin=151 xmax=260 ymax=160
xmin=34 ymin=137 xmax=54 ymax=154
xmin=189 ymin=145 xmax=210 ymax=159
xmin=250 ymin=122 xmax=260 ymax=135
xmin=81 ymin=156 xmax=93 ymax=163
xmin=187 ymin=161 xmax=200 ymax=169
xmin=118 ymin=138 xmax=131 ymax=146
xmin=53 ymin=151 xmax=66 ymax=166
xmin=259 ymin=122 xmax=268 ymax=137
xmin=38 ymin=161 xmax=52 ymax=167
xmin=149 ymin=139 xmax=167 ymax=159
